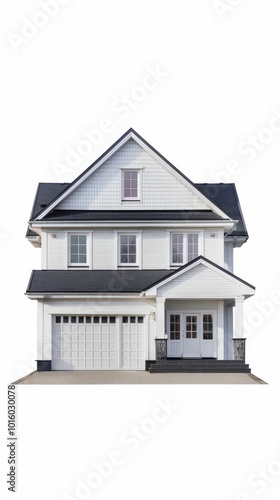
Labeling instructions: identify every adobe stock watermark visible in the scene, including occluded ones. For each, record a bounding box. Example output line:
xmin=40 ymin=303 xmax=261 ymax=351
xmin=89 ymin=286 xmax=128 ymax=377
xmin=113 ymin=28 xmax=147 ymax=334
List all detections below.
xmin=212 ymin=0 xmax=247 ymax=21
xmin=209 ymin=107 xmax=280 ymax=184
xmin=8 ymin=0 xmax=72 ymax=53
xmin=244 ymin=289 xmax=280 ymax=338
xmin=234 ymin=457 xmax=280 ymax=500
xmin=62 ymin=397 xmax=178 ymax=500
xmin=52 ymin=64 xmax=169 ymax=182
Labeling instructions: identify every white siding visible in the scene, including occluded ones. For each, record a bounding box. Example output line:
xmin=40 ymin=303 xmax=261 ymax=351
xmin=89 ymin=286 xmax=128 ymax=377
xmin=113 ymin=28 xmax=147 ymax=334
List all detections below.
xmin=46 ymin=231 xmax=67 ymax=269
xmin=143 ymin=230 xmax=169 ymax=269
xmin=166 ymin=299 xmax=218 ymax=311
xmin=204 ymin=228 xmax=224 ymax=266
xmin=224 ymin=242 xmax=234 ymax=272
xmin=156 ymin=264 xmax=247 ymax=299
xmin=57 ymin=140 xmax=210 ymax=211
xmin=92 ymin=231 xmax=115 ymax=269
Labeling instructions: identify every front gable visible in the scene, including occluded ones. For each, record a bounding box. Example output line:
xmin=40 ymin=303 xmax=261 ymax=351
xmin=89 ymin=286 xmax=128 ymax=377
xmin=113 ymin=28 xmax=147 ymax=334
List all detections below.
xmin=144 ymin=257 xmax=255 ymax=299
xmin=35 ymin=129 xmax=232 ymax=220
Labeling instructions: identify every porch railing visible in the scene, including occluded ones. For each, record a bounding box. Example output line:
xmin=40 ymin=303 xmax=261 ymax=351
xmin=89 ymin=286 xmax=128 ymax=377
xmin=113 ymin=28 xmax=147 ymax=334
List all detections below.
xmin=233 ymin=338 xmax=246 ymax=362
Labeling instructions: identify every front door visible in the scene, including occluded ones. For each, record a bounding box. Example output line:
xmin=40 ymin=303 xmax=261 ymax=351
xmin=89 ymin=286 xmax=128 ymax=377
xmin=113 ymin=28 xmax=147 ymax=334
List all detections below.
xmin=183 ymin=314 xmax=200 ymax=357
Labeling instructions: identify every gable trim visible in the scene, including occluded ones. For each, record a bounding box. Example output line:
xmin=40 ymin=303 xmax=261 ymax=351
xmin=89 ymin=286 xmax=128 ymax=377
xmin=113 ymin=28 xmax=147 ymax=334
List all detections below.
xmin=143 ymin=255 xmax=255 ymax=294
xmin=35 ymin=129 xmax=233 ymax=221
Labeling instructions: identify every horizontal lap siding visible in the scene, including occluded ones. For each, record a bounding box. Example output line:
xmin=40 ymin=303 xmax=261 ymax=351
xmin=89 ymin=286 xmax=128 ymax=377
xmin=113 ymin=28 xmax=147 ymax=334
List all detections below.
xmin=57 ymin=140 xmax=209 ymax=211
xmin=92 ymin=232 xmax=115 ymax=269
xmin=143 ymin=231 xmax=168 ymax=269
xmin=157 ymin=264 xmax=244 ymax=299
xmin=204 ymin=229 xmax=224 ymax=266
xmin=47 ymin=232 xmax=67 ymax=269
xmin=224 ymin=242 xmax=234 ymax=272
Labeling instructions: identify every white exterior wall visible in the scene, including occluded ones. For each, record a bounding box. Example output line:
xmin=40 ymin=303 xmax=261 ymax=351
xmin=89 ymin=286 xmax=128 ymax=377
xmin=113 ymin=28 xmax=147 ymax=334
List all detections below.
xmin=156 ymin=264 xmax=246 ymax=299
xmin=46 ymin=231 xmax=67 ymax=269
xmin=204 ymin=228 xmax=224 ymax=266
xmin=224 ymin=242 xmax=234 ymax=272
xmin=44 ymin=228 xmax=226 ymax=271
xmin=142 ymin=230 xmax=169 ymax=269
xmin=92 ymin=231 xmax=115 ymax=269
xmin=40 ymin=298 xmax=156 ymax=361
xmin=57 ymin=140 xmax=210 ymax=211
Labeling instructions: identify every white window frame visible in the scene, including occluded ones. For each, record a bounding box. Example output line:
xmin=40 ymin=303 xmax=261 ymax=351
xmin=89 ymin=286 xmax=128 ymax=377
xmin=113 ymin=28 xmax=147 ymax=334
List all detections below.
xmin=120 ymin=168 xmax=142 ymax=202
xmin=117 ymin=232 xmax=142 ymax=268
xmin=68 ymin=232 xmax=90 ymax=267
xmin=170 ymin=231 xmax=203 ymax=267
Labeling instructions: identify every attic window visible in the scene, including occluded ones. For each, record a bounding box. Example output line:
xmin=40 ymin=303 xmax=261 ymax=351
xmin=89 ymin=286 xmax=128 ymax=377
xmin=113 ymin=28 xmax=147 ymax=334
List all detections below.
xmin=121 ymin=170 xmax=141 ymax=201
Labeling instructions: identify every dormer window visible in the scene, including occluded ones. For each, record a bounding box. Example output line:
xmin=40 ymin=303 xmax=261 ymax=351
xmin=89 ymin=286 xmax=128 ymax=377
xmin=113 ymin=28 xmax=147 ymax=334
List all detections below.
xmin=121 ymin=169 xmax=142 ymax=201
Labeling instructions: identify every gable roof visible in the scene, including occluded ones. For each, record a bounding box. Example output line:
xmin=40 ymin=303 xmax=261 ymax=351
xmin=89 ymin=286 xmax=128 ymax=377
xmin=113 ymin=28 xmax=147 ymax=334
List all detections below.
xmin=143 ymin=255 xmax=255 ymax=296
xmin=32 ymin=129 xmax=232 ymax=222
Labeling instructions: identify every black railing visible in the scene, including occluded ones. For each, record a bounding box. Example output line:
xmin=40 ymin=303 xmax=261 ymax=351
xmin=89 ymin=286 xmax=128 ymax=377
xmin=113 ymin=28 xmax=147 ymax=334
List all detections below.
xmin=155 ymin=339 xmax=167 ymax=360
xmin=233 ymin=338 xmax=246 ymax=362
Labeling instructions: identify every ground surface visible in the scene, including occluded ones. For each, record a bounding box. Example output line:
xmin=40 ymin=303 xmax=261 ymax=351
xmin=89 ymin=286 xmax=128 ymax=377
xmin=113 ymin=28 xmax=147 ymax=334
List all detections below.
xmin=14 ymin=371 xmax=266 ymax=385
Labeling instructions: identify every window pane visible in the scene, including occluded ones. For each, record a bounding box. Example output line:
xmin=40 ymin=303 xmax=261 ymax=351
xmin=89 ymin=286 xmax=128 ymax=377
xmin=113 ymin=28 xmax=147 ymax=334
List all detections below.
xmin=63 ymin=316 xmax=69 ymax=323
xmin=55 ymin=316 xmax=61 ymax=323
xmin=172 ymin=234 xmax=184 ymax=264
xmin=123 ymin=171 xmax=138 ymax=198
xmin=71 ymin=317 xmax=77 ymax=323
xmin=188 ymin=234 xmax=199 ymax=261
xmin=70 ymin=235 xmax=87 ymax=264
xmin=120 ymin=234 xmax=137 ymax=264
xmin=123 ymin=316 xmax=128 ymax=323
xmin=93 ymin=317 xmax=99 ymax=323
xmin=109 ymin=317 xmax=116 ymax=324
xmin=101 ymin=317 xmax=108 ymax=323
xmin=78 ymin=317 xmax=84 ymax=323
xmin=86 ymin=317 xmax=91 ymax=323
xmin=138 ymin=316 xmax=144 ymax=323
xmin=130 ymin=316 xmax=136 ymax=323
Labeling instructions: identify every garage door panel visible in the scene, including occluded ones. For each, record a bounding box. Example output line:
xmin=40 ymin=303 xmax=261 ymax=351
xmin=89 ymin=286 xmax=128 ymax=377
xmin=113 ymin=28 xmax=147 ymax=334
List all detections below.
xmin=121 ymin=316 xmax=145 ymax=370
xmin=52 ymin=315 xmax=118 ymax=370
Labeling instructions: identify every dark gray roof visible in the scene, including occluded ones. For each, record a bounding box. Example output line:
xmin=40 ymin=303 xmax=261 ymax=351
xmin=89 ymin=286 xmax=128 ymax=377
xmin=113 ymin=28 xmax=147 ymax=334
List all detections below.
xmin=26 ymin=256 xmax=255 ymax=294
xmin=195 ymin=183 xmax=248 ymax=237
xmin=27 ymin=183 xmax=70 ymax=236
xmin=42 ymin=209 xmax=225 ymax=221
xmin=26 ymin=128 xmax=248 ymax=239
xmin=26 ymin=269 xmax=173 ymax=294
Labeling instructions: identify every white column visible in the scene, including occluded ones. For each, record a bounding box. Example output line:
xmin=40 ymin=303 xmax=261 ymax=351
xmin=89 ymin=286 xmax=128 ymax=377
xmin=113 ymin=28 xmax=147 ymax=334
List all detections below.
xmin=235 ymin=296 xmax=245 ymax=338
xmin=37 ymin=300 xmax=44 ymax=360
xmin=217 ymin=300 xmax=224 ymax=360
xmin=156 ymin=298 xmax=166 ymax=338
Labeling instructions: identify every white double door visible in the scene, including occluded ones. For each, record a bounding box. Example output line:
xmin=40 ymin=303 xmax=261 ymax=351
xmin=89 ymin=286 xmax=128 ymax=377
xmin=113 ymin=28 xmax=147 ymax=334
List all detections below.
xmin=168 ymin=312 xmax=216 ymax=358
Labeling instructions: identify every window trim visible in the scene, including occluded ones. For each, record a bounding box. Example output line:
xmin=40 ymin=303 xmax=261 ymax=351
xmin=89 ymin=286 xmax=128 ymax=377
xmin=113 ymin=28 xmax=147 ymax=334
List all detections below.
xmin=170 ymin=231 xmax=202 ymax=267
xmin=68 ymin=232 xmax=90 ymax=267
xmin=120 ymin=168 xmax=142 ymax=202
xmin=117 ymin=232 xmax=142 ymax=268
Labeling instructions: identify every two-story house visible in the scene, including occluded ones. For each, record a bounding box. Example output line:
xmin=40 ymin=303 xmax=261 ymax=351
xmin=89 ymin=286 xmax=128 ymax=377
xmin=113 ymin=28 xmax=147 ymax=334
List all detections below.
xmin=26 ymin=128 xmax=255 ymax=373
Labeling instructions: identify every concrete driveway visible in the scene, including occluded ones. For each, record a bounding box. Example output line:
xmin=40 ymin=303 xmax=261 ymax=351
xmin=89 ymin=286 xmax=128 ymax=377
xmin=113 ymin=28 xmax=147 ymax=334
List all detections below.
xmin=14 ymin=370 xmax=266 ymax=385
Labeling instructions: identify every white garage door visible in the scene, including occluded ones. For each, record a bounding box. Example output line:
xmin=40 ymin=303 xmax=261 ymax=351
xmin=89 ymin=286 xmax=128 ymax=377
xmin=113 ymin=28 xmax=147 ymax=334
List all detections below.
xmin=52 ymin=315 xmax=118 ymax=370
xmin=121 ymin=316 xmax=145 ymax=370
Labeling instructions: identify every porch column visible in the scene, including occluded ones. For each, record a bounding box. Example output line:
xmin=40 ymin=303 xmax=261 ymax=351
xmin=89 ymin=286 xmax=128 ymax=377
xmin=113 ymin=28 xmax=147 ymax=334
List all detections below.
xmin=234 ymin=296 xmax=246 ymax=361
xmin=156 ymin=298 xmax=166 ymax=337
xmin=234 ymin=296 xmax=245 ymax=338
xmin=217 ymin=300 xmax=224 ymax=360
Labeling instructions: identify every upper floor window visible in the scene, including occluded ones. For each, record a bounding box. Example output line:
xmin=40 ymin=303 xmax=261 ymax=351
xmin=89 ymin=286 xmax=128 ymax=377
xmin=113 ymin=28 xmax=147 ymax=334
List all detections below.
xmin=118 ymin=233 xmax=141 ymax=267
xmin=121 ymin=170 xmax=141 ymax=201
xmin=171 ymin=233 xmax=200 ymax=266
xmin=69 ymin=234 xmax=88 ymax=266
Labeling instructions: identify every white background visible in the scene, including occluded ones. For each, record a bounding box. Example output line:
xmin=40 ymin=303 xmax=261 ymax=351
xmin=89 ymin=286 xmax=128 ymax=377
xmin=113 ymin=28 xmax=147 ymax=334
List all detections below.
xmin=1 ymin=1 xmax=280 ymax=499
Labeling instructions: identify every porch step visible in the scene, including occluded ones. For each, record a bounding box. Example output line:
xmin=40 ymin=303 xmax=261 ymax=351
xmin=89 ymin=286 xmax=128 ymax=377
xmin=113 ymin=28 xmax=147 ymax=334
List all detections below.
xmin=149 ymin=359 xmax=251 ymax=373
